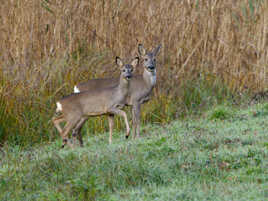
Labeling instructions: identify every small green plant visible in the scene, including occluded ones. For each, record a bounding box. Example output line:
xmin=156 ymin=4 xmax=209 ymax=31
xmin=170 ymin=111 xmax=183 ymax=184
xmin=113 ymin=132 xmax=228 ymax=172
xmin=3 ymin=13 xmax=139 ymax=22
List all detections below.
xmin=208 ymin=106 xmax=234 ymax=120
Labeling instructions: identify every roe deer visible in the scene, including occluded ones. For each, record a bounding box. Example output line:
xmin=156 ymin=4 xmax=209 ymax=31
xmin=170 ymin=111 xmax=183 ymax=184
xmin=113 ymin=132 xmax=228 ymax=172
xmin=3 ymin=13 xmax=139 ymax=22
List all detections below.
xmin=73 ymin=44 xmax=161 ymax=139
xmin=52 ymin=56 xmax=139 ymax=148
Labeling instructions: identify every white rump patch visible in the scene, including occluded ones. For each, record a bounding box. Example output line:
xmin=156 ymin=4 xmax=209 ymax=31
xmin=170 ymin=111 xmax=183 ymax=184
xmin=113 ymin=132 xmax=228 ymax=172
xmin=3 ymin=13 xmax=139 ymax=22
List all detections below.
xmin=56 ymin=102 xmax=62 ymax=112
xmin=74 ymin=85 xmax=80 ymax=93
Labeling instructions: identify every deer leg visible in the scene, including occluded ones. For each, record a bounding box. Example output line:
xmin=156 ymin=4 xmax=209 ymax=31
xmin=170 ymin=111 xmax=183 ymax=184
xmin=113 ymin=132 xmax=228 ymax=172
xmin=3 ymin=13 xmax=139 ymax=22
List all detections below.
xmin=133 ymin=103 xmax=141 ymax=139
xmin=61 ymin=119 xmax=79 ymax=148
xmin=108 ymin=114 xmax=114 ymax=144
xmin=72 ymin=117 xmax=88 ymax=147
xmin=71 ymin=118 xmax=84 ymax=144
xmin=52 ymin=114 xmax=65 ymax=133
xmin=131 ymin=106 xmax=137 ymax=139
xmin=76 ymin=120 xmax=86 ymax=147
xmin=52 ymin=115 xmax=71 ymax=148
xmin=110 ymin=108 xmax=130 ymax=139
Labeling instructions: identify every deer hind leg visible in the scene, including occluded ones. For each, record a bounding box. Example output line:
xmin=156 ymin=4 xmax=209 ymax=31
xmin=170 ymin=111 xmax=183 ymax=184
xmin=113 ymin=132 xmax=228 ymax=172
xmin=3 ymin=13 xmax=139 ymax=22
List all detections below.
xmin=60 ymin=118 xmax=80 ymax=148
xmin=110 ymin=108 xmax=130 ymax=139
xmin=108 ymin=114 xmax=114 ymax=144
xmin=72 ymin=117 xmax=88 ymax=147
xmin=52 ymin=114 xmax=74 ymax=148
xmin=52 ymin=114 xmax=65 ymax=134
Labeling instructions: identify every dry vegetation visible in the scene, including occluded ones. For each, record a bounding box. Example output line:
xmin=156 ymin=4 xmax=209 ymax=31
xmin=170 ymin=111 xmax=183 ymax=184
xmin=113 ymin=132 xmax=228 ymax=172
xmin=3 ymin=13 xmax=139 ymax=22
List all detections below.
xmin=0 ymin=0 xmax=267 ymax=145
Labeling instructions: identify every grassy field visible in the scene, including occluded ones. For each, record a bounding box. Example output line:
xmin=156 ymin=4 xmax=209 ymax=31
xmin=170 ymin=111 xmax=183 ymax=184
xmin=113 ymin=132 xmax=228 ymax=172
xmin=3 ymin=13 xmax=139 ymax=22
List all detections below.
xmin=1 ymin=103 xmax=268 ymax=201
xmin=0 ymin=2 xmax=268 ymax=199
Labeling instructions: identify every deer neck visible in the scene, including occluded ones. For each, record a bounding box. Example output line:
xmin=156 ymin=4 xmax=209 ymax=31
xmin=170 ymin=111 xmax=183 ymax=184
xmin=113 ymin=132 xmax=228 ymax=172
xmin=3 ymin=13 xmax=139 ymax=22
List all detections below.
xmin=143 ymin=68 xmax=156 ymax=88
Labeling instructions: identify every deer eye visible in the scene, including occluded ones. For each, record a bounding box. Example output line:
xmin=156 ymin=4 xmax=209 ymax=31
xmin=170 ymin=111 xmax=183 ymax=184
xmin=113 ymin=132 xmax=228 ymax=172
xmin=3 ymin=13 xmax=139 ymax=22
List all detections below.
xmin=122 ymin=69 xmax=126 ymax=72
xmin=145 ymin=58 xmax=148 ymax=62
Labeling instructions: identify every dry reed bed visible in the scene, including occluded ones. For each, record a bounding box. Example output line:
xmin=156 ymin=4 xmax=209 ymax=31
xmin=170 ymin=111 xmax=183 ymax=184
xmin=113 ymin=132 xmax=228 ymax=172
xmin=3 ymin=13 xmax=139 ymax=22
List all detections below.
xmin=0 ymin=0 xmax=267 ymax=144
xmin=1 ymin=0 xmax=267 ymax=91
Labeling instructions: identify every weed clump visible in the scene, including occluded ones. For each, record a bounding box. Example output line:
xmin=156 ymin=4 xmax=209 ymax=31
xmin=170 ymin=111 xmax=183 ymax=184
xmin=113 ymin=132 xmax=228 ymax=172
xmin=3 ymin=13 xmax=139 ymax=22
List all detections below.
xmin=208 ymin=106 xmax=234 ymax=120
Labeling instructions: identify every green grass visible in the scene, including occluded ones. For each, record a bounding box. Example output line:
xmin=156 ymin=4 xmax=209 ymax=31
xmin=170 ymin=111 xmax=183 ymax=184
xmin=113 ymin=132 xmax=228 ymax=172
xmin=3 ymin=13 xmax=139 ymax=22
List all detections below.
xmin=0 ymin=103 xmax=268 ymax=201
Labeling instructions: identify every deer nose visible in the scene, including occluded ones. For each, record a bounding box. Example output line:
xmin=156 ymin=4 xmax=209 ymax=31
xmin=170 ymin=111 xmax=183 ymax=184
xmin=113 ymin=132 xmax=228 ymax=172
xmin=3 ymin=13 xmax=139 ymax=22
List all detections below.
xmin=126 ymin=75 xmax=132 ymax=80
xmin=148 ymin=66 xmax=155 ymax=70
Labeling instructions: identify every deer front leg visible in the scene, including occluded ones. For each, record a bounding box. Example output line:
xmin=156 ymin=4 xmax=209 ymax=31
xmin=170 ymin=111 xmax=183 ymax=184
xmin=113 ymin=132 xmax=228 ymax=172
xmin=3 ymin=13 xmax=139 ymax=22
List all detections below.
xmin=110 ymin=108 xmax=130 ymax=139
xmin=108 ymin=114 xmax=114 ymax=144
xmin=133 ymin=103 xmax=141 ymax=139
xmin=131 ymin=106 xmax=137 ymax=139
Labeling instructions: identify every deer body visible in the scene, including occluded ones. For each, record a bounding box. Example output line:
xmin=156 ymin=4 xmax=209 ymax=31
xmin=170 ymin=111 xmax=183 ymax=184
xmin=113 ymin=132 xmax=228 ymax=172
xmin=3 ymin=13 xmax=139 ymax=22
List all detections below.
xmin=74 ymin=78 xmax=118 ymax=93
xmin=52 ymin=57 xmax=138 ymax=147
xmin=73 ymin=44 xmax=161 ymax=138
xmin=60 ymin=85 xmax=127 ymax=116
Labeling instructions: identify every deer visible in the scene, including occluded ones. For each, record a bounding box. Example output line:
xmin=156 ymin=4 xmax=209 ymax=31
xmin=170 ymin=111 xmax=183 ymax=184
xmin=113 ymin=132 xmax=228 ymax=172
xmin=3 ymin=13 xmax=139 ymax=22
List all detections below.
xmin=73 ymin=44 xmax=161 ymax=139
xmin=52 ymin=56 xmax=139 ymax=148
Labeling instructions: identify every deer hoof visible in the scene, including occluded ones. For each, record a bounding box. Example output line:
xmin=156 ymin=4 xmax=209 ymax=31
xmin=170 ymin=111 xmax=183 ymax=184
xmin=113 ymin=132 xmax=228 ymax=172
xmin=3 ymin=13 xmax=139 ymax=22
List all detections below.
xmin=61 ymin=139 xmax=68 ymax=148
xmin=125 ymin=135 xmax=129 ymax=139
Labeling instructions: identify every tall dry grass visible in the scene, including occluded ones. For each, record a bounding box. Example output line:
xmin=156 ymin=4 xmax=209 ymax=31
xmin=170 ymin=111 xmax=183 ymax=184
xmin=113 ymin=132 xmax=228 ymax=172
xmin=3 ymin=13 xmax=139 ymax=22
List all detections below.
xmin=0 ymin=0 xmax=267 ymax=146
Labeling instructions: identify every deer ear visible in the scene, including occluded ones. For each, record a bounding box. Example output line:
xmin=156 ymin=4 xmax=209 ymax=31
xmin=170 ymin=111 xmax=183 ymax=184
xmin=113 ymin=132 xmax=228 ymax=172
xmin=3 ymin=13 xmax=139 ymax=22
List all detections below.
xmin=131 ymin=57 xmax=139 ymax=68
xmin=115 ymin=56 xmax=123 ymax=67
xmin=138 ymin=44 xmax=146 ymax=56
xmin=153 ymin=44 xmax=161 ymax=56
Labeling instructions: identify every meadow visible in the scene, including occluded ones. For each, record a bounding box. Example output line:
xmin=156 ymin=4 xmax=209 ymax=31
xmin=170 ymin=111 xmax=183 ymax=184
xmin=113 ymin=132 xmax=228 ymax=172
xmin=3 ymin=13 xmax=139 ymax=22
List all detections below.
xmin=0 ymin=103 xmax=268 ymax=200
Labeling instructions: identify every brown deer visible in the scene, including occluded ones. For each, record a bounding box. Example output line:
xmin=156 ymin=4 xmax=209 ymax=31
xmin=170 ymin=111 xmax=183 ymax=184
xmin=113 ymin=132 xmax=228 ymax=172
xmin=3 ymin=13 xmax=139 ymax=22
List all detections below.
xmin=52 ymin=56 xmax=139 ymax=148
xmin=73 ymin=44 xmax=161 ymax=139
